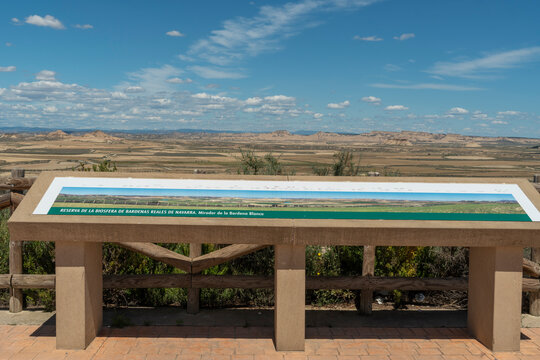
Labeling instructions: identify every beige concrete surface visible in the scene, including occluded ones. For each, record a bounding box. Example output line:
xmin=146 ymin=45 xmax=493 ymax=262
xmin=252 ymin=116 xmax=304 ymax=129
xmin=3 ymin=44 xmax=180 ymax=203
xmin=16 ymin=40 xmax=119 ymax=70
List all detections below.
xmin=274 ymin=244 xmax=305 ymax=351
xmin=55 ymin=241 xmax=103 ymax=350
xmin=468 ymin=246 xmax=523 ymax=352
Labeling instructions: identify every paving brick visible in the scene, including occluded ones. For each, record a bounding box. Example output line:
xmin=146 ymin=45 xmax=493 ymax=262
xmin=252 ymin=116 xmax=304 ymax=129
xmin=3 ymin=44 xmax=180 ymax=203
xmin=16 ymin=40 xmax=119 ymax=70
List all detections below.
xmin=1 ymin=325 xmax=540 ymax=359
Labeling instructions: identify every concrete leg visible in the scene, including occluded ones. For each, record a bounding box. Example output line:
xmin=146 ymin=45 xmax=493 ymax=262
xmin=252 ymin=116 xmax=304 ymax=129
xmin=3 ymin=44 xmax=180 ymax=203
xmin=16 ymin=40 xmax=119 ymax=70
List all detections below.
xmin=468 ymin=246 xmax=522 ymax=352
xmin=274 ymin=244 xmax=305 ymax=351
xmin=56 ymin=241 xmax=103 ymax=350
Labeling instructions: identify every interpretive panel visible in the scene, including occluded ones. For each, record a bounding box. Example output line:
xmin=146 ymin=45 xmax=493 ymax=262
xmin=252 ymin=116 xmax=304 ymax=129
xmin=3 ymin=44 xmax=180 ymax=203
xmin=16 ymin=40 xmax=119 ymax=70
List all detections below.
xmin=32 ymin=177 xmax=540 ymax=221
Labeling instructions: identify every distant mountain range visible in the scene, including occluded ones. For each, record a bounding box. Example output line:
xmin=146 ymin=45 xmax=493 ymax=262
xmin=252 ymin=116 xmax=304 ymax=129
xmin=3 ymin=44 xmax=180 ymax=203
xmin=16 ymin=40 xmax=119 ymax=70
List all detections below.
xmin=1 ymin=127 xmax=539 ymax=146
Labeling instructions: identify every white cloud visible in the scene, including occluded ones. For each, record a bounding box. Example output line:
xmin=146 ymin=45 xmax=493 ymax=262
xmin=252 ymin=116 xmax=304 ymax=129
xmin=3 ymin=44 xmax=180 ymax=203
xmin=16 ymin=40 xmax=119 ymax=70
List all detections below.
xmin=385 ymin=105 xmax=408 ymax=111
xmin=11 ymin=18 xmax=20 ymax=23
xmin=393 ymin=33 xmax=415 ymax=41
xmin=353 ymin=35 xmax=383 ymax=41
xmin=121 ymin=64 xmax=183 ymax=93
xmin=25 ymin=15 xmax=65 ymax=30
xmin=327 ymin=100 xmax=350 ymax=109
xmin=5 ymin=42 xmax=12 ymax=47
xmin=36 ymin=70 xmax=56 ymax=80
xmin=448 ymin=107 xmax=469 ymax=115
xmin=180 ymin=110 xmax=202 ymax=116
xmin=178 ymin=54 xmax=195 ymax=62
xmin=166 ymin=30 xmax=185 ymax=37
xmin=125 ymin=86 xmax=145 ymax=93
xmin=111 ymin=91 xmax=128 ymax=99
xmin=0 ymin=66 xmax=16 ymax=72
xmin=241 ymin=95 xmax=301 ymax=116
xmin=313 ymin=113 xmax=324 ymax=119
xmin=74 ymin=24 xmax=93 ymax=29
xmin=191 ymin=92 xmax=212 ymax=99
xmin=191 ymin=92 xmax=237 ymax=103
xmin=5 ymin=80 xmax=83 ymax=102
xmin=264 ymin=95 xmax=295 ymax=102
xmin=361 ymin=96 xmax=381 ymax=104
xmin=166 ymin=77 xmax=193 ymax=84
xmin=428 ymin=46 xmax=540 ymax=78
xmin=43 ymin=105 xmax=58 ymax=113
xmin=189 ymin=65 xmax=246 ymax=79
xmin=154 ymin=98 xmax=171 ymax=106
xmin=371 ymin=83 xmax=482 ymax=91
xmin=472 ymin=113 xmax=488 ymax=119
xmin=245 ymin=97 xmax=263 ymax=105
xmin=184 ymin=0 xmax=380 ymax=79
xmin=384 ymin=64 xmax=401 ymax=72
xmin=497 ymin=110 xmax=521 ymax=116
xmin=492 ymin=120 xmax=508 ymax=125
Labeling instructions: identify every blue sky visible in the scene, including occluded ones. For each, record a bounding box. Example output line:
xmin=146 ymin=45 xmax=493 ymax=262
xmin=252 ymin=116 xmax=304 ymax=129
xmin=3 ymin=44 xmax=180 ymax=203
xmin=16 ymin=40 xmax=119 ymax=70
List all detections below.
xmin=1 ymin=0 xmax=539 ymax=136
xmin=59 ymin=187 xmax=516 ymax=202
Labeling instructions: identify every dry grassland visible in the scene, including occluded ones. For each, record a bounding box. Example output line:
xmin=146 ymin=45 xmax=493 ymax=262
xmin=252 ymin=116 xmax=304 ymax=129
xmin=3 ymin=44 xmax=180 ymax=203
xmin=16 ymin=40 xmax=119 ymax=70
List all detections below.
xmin=1 ymin=129 xmax=539 ymax=178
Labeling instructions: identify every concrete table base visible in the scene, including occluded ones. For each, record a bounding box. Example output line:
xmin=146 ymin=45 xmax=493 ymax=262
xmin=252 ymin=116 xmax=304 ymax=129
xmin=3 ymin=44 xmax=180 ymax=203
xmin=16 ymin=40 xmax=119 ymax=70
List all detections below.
xmin=56 ymin=241 xmax=103 ymax=350
xmin=274 ymin=244 xmax=305 ymax=351
xmin=9 ymin=172 xmax=540 ymax=352
xmin=468 ymin=246 xmax=523 ymax=352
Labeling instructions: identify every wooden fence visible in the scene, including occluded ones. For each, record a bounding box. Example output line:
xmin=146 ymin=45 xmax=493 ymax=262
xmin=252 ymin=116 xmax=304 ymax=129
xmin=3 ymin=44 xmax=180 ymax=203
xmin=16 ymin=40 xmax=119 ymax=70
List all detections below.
xmin=2 ymin=169 xmax=540 ymax=315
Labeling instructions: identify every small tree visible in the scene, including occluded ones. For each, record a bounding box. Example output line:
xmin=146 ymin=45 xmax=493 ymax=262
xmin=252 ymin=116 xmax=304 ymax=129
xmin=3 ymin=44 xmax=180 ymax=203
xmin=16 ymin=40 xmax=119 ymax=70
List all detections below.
xmin=263 ymin=153 xmax=283 ymax=175
xmin=73 ymin=159 xmax=117 ymax=172
xmin=313 ymin=150 xmax=361 ymax=176
xmin=312 ymin=166 xmax=330 ymax=176
xmin=238 ymin=150 xmax=265 ymax=175
xmin=237 ymin=150 xmax=289 ymax=175
xmin=332 ymin=150 xmax=360 ymax=176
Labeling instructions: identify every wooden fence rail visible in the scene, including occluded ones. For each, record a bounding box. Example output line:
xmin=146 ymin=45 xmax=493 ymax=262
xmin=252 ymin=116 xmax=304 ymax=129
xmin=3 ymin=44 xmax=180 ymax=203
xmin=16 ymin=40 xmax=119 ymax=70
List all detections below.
xmin=2 ymin=171 xmax=540 ymax=315
xmin=0 ymin=273 xmax=539 ymax=292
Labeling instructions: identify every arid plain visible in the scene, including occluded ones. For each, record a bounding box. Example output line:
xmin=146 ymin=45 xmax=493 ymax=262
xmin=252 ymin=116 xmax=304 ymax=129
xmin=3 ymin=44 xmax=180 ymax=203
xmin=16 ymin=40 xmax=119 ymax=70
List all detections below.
xmin=1 ymin=129 xmax=539 ymax=178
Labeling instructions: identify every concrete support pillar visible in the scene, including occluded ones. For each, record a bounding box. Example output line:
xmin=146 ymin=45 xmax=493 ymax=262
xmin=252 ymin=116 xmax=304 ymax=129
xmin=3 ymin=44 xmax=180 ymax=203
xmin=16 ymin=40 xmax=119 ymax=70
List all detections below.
xmin=468 ymin=246 xmax=522 ymax=352
xmin=274 ymin=244 xmax=305 ymax=351
xmin=56 ymin=241 xmax=103 ymax=349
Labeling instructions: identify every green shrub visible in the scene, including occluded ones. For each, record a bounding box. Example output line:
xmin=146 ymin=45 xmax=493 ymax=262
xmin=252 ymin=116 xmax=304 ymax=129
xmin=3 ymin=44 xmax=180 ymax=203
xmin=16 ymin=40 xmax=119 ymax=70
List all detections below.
xmin=73 ymin=159 xmax=117 ymax=172
xmin=237 ymin=150 xmax=293 ymax=175
xmin=0 ymin=208 xmax=9 ymax=305
xmin=313 ymin=150 xmax=361 ymax=176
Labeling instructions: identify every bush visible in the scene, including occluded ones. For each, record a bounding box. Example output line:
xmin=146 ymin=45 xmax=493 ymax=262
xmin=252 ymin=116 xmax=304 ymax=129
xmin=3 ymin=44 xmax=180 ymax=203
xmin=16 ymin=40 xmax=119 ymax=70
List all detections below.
xmin=237 ymin=150 xmax=293 ymax=175
xmin=0 ymin=208 xmax=9 ymax=305
xmin=313 ymin=150 xmax=361 ymax=176
xmin=73 ymin=159 xmax=117 ymax=172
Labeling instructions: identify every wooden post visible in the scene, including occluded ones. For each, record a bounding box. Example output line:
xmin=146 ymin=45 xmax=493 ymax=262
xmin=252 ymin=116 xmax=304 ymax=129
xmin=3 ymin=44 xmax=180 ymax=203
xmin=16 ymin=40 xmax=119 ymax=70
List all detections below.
xmin=530 ymin=248 xmax=540 ymax=316
xmin=531 ymin=175 xmax=540 ymax=315
xmin=468 ymin=246 xmax=523 ymax=352
xmin=187 ymin=243 xmax=202 ymax=314
xmin=9 ymin=169 xmax=24 ymax=313
xmin=359 ymin=245 xmax=375 ymax=315
xmin=274 ymin=244 xmax=305 ymax=351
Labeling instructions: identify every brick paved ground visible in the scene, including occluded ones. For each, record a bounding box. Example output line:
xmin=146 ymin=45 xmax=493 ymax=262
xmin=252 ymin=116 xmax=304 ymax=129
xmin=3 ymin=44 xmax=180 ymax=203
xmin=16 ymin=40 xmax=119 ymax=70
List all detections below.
xmin=0 ymin=325 xmax=539 ymax=360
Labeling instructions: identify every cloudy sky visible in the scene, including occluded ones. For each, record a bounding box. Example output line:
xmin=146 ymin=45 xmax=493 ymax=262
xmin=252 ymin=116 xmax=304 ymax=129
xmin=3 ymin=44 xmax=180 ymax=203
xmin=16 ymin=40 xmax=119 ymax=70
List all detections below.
xmin=1 ymin=0 xmax=539 ymax=136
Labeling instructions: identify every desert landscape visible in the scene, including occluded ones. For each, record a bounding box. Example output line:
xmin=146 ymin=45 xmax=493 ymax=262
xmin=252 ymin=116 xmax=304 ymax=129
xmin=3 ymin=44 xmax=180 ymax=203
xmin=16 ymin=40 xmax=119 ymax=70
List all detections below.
xmin=1 ymin=129 xmax=539 ymax=178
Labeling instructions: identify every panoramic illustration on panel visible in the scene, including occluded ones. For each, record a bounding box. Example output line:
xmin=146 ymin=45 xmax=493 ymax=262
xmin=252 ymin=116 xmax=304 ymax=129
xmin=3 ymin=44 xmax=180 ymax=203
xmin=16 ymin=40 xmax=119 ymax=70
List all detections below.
xmin=48 ymin=186 xmax=531 ymax=221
